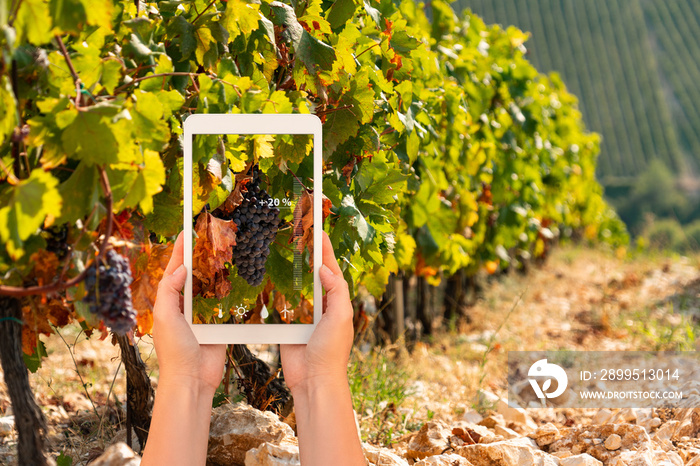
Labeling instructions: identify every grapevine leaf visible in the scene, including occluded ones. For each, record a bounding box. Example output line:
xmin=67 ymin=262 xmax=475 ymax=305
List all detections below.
xmin=192 ymin=212 xmax=237 ymax=299
xmin=0 ymin=169 xmax=62 ymax=259
xmin=142 ymin=193 xmax=182 ymax=238
xmin=22 ymin=340 xmax=47 ymax=373
xmin=195 ymin=26 xmax=218 ymax=69
xmin=108 ymin=150 xmax=166 ymax=214
xmin=216 ymin=170 xmax=252 ymax=216
xmin=101 ymin=59 xmax=123 ymax=95
xmin=62 ymin=111 xmax=121 ymax=165
xmin=131 ymin=242 xmax=173 ymax=336
xmin=390 ymin=31 xmax=421 ymax=54
xmin=254 ymin=134 xmax=275 ymax=159
xmin=168 ymin=16 xmax=197 ymax=59
xmin=324 ymin=69 xmax=375 ymax=157
xmin=14 ymin=0 xmax=53 ymax=45
xmin=0 ymin=77 xmax=17 ymax=147
xmin=326 ymin=0 xmax=358 ymax=31
xmin=269 ymin=2 xmax=335 ymax=75
xmin=56 ymin=162 xmax=99 ymax=224
xmin=220 ymin=0 xmax=261 ymax=40
xmin=339 ymin=194 xmax=374 ymax=244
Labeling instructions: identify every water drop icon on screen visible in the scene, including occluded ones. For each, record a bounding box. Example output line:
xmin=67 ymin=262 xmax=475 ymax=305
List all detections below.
xmin=218 ymin=308 xmax=223 ymax=319
xmin=261 ymin=304 xmax=269 ymax=319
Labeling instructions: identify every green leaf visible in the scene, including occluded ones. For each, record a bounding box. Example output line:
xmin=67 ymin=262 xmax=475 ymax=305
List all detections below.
xmin=168 ymin=16 xmax=197 ymax=59
xmin=390 ymin=31 xmax=421 ymax=54
xmin=220 ymin=0 xmax=261 ymax=40
xmin=339 ymin=194 xmax=374 ymax=243
xmin=56 ymin=452 xmax=73 ymax=466
xmin=15 ymin=0 xmax=53 ymax=45
xmin=0 ymin=169 xmax=62 ymax=259
xmin=324 ymin=69 xmax=375 ymax=157
xmin=101 ymin=59 xmax=123 ymax=95
xmin=61 ymin=111 xmax=121 ymax=165
xmin=49 ymin=0 xmax=86 ymax=34
xmin=23 ymin=340 xmax=47 ymax=373
xmin=56 ymin=162 xmax=99 ymax=224
xmin=109 ymin=149 xmax=166 ymax=214
xmin=326 ymin=0 xmax=358 ymax=31
xmin=0 ymin=77 xmax=17 ymax=147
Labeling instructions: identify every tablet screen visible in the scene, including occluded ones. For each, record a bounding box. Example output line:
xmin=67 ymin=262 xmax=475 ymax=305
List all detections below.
xmin=191 ymin=133 xmax=315 ymax=325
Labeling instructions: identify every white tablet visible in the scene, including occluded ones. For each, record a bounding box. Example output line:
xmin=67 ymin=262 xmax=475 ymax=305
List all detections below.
xmin=183 ymin=114 xmax=322 ymax=344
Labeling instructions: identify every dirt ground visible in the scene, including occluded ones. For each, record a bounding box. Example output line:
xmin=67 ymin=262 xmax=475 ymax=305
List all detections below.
xmin=0 ymin=244 xmax=699 ymax=464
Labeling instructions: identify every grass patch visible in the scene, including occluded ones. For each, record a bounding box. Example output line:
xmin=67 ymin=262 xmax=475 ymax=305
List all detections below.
xmin=348 ymin=347 xmax=415 ymax=445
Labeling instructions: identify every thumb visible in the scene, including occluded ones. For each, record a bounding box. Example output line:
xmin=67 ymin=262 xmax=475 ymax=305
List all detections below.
xmin=319 ymin=264 xmax=349 ymax=300
xmin=155 ymin=264 xmax=187 ymax=316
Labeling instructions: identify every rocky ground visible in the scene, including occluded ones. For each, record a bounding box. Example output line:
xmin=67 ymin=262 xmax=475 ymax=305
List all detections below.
xmin=0 ymin=245 xmax=699 ymax=465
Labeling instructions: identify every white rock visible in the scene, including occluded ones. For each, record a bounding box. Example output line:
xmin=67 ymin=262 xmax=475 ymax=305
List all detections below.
xmin=90 ymin=442 xmax=141 ymax=466
xmin=414 ymin=453 xmax=473 ymax=465
xmin=462 ymin=410 xmax=484 ymax=425
xmin=477 ymin=390 xmax=537 ymax=432
xmin=362 ymin=443 xmax=409 ymax=466
xmin=244 ymin=441 xmax=300 ymax=466
xmin=406 ymin=421 xmax=451 ymax=460
xmin=560 ymin=454 xmax=602 ymax=466
xmin=529 ymin=423 xmax=560 ymax=447
xmin=604 ymin=433 xmax=621 ymax=451
xmin=0 ymin=416 xmax=14 ymax=437
xmin=494 ymin=425 xmax=520 ymax=440
xmin=208 ymin=403 xmax=295 ymax=466
xmin=456 ymin=439 xmax=560 ymax=466
xmin=591 ymin=410 xmax=613 ymax=425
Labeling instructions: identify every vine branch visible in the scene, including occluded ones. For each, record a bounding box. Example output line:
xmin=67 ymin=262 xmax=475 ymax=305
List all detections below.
xmin=0 ymin=166 xmax=114 ymax=297
xmin=192 ymin=0 xmax=218 ymax=25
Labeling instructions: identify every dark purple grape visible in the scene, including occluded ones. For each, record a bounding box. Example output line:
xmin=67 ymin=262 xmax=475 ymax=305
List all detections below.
xmin=82 ymin=250 xmax=136 ymax=335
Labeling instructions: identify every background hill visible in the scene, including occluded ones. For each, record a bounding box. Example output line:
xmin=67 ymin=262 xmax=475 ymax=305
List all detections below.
xmin=457 ymin=0 xmax=700 ymax=234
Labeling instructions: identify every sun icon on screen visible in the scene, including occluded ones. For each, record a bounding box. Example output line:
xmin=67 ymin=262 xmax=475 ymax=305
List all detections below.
xmin=234 ymin=304 xmax=247 ymax=318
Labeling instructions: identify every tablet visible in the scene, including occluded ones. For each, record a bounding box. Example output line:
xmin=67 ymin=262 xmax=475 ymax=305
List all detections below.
xmin=183 ymin=114 xmax=322 ymax=344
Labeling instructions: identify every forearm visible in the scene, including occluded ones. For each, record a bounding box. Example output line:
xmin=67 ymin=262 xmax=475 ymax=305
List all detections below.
xmin=141 ymin=378 xmax=215 ymax=466
xmin=292 ymin=377 xmax=366 ymax=466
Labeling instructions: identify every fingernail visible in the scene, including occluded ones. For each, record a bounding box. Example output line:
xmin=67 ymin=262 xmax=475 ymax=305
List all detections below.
xmin=174 ymin=264 xmax=186 ymax=275
xmin=319 ymin=264 xmax=332 ymax=278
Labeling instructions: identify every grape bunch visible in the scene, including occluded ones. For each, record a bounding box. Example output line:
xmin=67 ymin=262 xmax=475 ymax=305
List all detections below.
xmin=83 ymin=249 xmax=137 ymax=335
xmin=229 ymin=168 xmax=280 ymax=286
xmin=42 ymin=224 xmax=70 ymax=259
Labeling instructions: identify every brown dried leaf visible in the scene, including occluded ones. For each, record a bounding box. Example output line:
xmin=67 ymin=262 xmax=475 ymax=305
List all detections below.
xmin=273 ymin=291 xmax=294 ymax=324
xmin=215 ymin=163 xmax=254 ymax=216
xmin=296 ymin=297 xmax=313 ymax=324
xmin=131 ymin=242 xmax=173 ymax=336
xmin=341 ymin=157 xmax=356 ymax=186
xmin=192 ymin=212 xmax=237 ymax=299
xmin=288 ymin=191 xmax=333 ymax=267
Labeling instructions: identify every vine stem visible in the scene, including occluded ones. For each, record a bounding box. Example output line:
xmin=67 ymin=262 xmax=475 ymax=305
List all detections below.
xmin=0 ymin=166 xmax=114 ymax=297
xmin=192 ymin=0 xmax=217 ymax=25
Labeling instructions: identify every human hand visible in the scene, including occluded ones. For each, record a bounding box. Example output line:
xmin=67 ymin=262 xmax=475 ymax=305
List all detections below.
xmin=152 ymin=232 xmax=227 ymax=395
xmin=280 ymin=231 xmax=354 ymax=394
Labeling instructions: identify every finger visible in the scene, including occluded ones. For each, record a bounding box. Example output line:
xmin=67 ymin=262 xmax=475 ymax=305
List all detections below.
xmin=154 ymin=264 xmax=187 ymax=319
xmin=163 ymin=232 xmax=185 ymax=277
xmin=321 ymin=231 xmax=342 ymax=276
xmin=319 ymin=263 xmax=350 ymax=302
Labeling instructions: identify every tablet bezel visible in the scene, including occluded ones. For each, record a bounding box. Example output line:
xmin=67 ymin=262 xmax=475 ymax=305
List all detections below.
xmin=183 ymin=113 xmax=322 ymax=344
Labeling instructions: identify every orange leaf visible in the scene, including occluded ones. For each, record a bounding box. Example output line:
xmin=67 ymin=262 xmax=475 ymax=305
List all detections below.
xmin=131 ymin=242 xmax=173 ymax=336
xmin=416 ymin=254 xmax=438 ymax=278
xmin=296 ymin=297 xmax=314 ymax=324
xmin=288 ymin=191 xmax=333 ymax=267
xmin=192 ymin=212 xmax=237 ymax=298
xmin=28 ymin=250 xmax=59 ymax=290
xmin=273 ymin=291 xmax=294 ymax=324
xmin=215 ymin=164 xmax=254 ymax=216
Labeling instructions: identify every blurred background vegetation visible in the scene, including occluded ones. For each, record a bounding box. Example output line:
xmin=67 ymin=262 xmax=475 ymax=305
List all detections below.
xmin=459 ymin=0 xmax=700 ymax=251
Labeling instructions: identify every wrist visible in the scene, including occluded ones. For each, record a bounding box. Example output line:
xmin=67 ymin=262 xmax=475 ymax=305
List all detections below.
xmin=158 ymin=372 xmax=218 ymax=400
xmin=290 ymin=373 xmax=350 ymax=400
